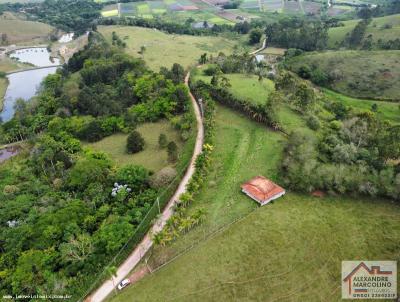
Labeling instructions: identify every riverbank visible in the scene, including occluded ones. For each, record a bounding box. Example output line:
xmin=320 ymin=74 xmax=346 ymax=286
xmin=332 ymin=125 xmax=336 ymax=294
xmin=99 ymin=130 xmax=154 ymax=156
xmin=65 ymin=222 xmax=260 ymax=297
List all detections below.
xmin=0 ymin=77 xmax=8 ymax=112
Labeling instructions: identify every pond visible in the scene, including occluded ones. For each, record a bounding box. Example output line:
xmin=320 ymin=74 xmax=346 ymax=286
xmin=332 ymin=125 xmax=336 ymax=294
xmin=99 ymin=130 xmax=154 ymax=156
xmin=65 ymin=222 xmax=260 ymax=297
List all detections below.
xmin=9 ymin=47 xmax=60 ymax=67
xmin=1 ymin=47 xmax=61 ymax=122
xmin=1 ymin=67 xmax=58 ymax=122
xmin=0 ymin=145 xmax=20 ymax=164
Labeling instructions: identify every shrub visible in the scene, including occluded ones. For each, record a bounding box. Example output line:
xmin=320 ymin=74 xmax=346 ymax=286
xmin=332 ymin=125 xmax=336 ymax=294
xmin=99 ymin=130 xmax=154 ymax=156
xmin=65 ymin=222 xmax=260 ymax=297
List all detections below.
xmin=298 ymin=65 xmax=312 ymax=79
xmin=115 ymin=164 xmax=149 ymax=192
xmin=126 ymin=131 xmax=145 ymax=154
xmin=203 ymin=65 xmax=220 ymax=76
xmin=158 ymin=133 xmax=168 ymax=149
xmin=167 ymin=141 xmax=178 ymax=163
xmin=248 ymin=28 xmax=262 ymax=45
xmin=78 ymin=120 xmax=104 ymax=142
xmin=306 ymin=115 xmax=321 ymax=130
xmin=149 ymin=167 xmax=177 ymax=189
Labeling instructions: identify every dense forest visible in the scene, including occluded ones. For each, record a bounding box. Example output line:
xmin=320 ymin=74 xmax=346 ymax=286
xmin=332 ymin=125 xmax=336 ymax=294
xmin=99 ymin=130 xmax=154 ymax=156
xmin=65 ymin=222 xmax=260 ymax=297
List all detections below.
xmin=0 ymin=34 xmax=193 ymax=298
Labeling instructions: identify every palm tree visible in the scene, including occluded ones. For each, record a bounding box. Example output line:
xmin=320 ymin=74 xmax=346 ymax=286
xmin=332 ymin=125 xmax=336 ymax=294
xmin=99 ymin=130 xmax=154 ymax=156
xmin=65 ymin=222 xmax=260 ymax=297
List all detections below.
xmin=106 ymin=266 xmax=118 ymax=295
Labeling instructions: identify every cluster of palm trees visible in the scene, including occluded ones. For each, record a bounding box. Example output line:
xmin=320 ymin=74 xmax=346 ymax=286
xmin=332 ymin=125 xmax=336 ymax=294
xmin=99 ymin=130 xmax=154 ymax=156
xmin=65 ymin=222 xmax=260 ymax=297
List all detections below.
xmin=152 ymin=207 xmax=207 ymax=246
xmin=208 ymin=84 xmax=281 ymax=130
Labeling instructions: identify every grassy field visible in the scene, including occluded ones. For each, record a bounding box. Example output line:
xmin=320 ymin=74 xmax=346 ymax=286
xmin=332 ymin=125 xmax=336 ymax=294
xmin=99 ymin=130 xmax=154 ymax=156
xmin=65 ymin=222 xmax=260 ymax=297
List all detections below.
xmin=195 ymin=73 xmax=275 ymax=105
xmin=85 ymin=120 xmax=183 ymax=171
xmin=328 ymin=14 xmax=400 ymax=48
xmin=194 ymin=72 xmax=312 ymax=134
xmin=323 ymin=89 xmax=400 ymax=124
xmin=287 ymin=50 xmax=400 ymax=101
xmin=0 ymin=77 xmax=8 ymax=111
xmin=0 ymin=12 xmax=53 ymax=45
xmin=99 ymin=26 xmax=237 ymax=70
xmin=109 ymin=105 xmax=400 ymax=302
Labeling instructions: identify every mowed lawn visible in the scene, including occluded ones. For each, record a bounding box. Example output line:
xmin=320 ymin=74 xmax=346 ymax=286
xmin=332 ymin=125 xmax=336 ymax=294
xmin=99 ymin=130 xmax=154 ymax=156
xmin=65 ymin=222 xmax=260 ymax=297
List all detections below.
xmin=109 ymin=105 xmax=400 ymax=302
xmin=328 ymin=14 xmax=400 ymax=48
xmin=99 ymin=26 xmax=237 ymax=70
xmin=287 ymin=50 xmax=400 ymax=101
xmin=85 ymin=120 xmax=183 ymax=171
xmin=0 ymin=12 xmax=53 ymax=44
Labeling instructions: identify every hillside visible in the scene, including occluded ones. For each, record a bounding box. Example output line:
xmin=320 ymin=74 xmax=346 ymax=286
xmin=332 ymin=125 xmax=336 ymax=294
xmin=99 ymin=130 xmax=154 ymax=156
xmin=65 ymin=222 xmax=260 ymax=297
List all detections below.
xmin=328 ymin=14 xmax=400 ymax=49
xmin=98 ymin=26 xmax=239 ymax=70
xmin=286 ymin=50 xmax=400 ymax=100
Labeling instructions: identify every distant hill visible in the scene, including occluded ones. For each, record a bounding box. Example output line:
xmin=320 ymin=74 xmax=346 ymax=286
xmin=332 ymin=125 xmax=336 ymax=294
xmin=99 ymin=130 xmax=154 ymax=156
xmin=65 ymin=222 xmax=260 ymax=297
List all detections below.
xmin=286 ymin=50 xmax=400 ymax=101
xmin=328 ymin=14 xmax=400 ymax=49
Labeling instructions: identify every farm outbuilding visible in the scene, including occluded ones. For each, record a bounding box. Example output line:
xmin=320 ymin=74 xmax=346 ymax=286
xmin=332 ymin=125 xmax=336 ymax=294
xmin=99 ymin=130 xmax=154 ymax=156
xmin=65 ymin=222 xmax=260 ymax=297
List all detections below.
xmin=241 ymin=176 xmax=285 ymax=206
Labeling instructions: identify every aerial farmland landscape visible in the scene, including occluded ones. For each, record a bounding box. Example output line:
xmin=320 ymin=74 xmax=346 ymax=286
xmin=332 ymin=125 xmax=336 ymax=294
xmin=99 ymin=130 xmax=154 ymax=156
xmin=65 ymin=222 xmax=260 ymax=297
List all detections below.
xmin=0 ymin=0 xmax=399 ymax=301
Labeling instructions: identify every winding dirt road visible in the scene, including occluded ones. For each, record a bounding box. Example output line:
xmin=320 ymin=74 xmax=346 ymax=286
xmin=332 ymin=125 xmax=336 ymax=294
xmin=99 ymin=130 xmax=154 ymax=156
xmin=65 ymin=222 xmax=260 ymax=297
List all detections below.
xmin=85 ymin=72 xmax=204 ymax=302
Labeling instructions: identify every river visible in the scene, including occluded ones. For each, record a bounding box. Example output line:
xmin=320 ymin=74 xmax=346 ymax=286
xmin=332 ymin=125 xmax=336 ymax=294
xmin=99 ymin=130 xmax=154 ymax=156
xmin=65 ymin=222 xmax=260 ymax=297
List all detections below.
xmin=1 ymin=47 xmax=59 ymax=122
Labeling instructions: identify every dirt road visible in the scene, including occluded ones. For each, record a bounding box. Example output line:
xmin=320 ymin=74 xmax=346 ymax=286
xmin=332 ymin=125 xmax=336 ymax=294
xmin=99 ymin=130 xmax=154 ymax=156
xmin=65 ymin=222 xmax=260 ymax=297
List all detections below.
xmin=85 ymin=72 xmax=204 ymax=302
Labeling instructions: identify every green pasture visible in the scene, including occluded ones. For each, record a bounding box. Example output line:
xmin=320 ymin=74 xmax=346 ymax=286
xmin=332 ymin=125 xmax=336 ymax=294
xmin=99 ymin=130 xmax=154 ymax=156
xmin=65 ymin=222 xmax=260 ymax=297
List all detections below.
xmin=99 ymin=26 xmax=237 ymax=70
xmin=286 ymin=50 xmax=400 ymax=101
xmin=85 ymin=120 xmax=183 ymax=171
xmin=328 ymin=14 xmax=400 ymax=48
xmin=323 ymin=89 xmax=400 ymax=124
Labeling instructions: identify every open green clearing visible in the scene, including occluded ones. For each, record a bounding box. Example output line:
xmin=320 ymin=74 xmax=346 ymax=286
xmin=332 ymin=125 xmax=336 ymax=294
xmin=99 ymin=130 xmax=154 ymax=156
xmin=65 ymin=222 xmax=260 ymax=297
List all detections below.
xmin=110 ymin=104 xmax=400 ymax=302
xmin=194 ymin=72 xmax=312 ymax=135
xmin=195 ymin=73 xmax=275 ymax=105
xmin=328 ymin=14 xmax=400 ymax=48
xmin=323 ymin=89 xmax=400 ymax=124
xmin=85 ymin=120 xmax=183 ymax=171
xmin=99 ymin=26 xmax=237 ymax=70
xmin=0 ymin=12 xmax=53 ymax=45
xmin=287 ymin=50 xmax=400 ymax=100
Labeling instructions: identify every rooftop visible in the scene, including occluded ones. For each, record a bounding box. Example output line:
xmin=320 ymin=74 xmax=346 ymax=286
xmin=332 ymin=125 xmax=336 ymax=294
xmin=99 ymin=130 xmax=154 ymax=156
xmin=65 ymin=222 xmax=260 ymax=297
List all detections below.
xmin=241 ymin=176 xmax=285 ymax=205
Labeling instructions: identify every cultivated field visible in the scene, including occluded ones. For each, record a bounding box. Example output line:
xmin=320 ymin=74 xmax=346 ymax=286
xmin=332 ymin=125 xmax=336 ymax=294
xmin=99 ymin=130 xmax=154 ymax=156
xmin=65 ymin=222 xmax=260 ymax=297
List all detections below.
xmin=85 ymin=120 xmax=183 ymax=171
xmin=287 ymin=50 xmax=400 ymax=100
xmin=328 ymin=14 xmax=400 ymax=48
xmin=109 ymin=104 xmax=400 ymax=302
xmin=101 ymin=0 xmax=233 ymax=24
xmin=0 ymin=12 xmax=53 ymax=45
xmin=99 ymin=26 xmax=237 ymax=70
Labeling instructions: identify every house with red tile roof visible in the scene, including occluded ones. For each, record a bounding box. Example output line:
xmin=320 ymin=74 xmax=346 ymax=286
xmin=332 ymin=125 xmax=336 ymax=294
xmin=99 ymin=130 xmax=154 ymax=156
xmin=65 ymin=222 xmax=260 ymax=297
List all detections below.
xmin=241 ymin=176 xmax=285 ymax=206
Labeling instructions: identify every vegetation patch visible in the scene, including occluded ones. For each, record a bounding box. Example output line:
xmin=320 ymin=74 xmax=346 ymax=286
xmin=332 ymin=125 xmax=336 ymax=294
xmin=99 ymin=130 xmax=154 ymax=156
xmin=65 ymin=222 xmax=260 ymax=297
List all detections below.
xmin=286 ymin=50 xmax=400 ymax=100
xmin=85 ymin=120 xmax=184 ymax=171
